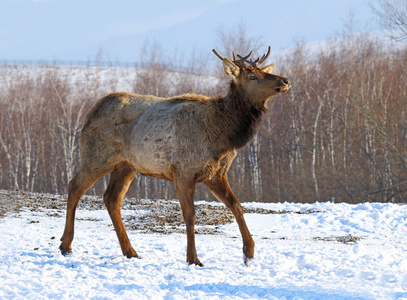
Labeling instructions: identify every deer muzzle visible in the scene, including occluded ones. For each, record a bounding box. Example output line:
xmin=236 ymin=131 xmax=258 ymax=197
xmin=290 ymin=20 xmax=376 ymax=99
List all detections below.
xmin=275 ymin=78 xmax=291 ymax=93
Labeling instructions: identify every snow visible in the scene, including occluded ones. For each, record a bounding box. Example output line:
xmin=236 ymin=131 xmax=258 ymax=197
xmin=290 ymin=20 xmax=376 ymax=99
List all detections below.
xmin=1 ymin=200 xmax=407 ymax=299
xmin=0 ymin=64 xmax=220 ymax=98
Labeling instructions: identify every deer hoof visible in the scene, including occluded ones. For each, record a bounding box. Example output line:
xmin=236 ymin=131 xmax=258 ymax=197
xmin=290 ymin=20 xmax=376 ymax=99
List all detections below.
xmin=59 ymin=245 xmax=72 ymax=256
xmin=123 ymin=250 xmax=138 ymax=259
xmin=243 ymin=255 xmax=253 ymax=267
xmin=188 ymin=260 xmax=204 ymax=267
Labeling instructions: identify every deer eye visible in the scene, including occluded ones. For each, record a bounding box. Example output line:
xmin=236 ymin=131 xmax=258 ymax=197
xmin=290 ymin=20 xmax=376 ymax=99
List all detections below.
xmin=249 ymin=74 xmax=257 ymax=80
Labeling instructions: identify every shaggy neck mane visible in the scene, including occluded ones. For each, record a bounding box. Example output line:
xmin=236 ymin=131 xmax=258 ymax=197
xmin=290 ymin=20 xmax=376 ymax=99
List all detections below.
xmin=221 ymin=82 xmax=266 ymax=150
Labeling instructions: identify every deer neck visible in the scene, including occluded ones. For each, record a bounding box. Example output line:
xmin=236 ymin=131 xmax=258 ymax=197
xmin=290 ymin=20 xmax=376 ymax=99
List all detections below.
xmin=221 ymin=82 xmax=266 ymax=150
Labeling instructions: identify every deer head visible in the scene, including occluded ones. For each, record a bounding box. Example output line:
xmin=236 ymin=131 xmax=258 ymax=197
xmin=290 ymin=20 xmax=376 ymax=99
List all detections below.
xmin=212 ymin=47 xmax=290 ymax=104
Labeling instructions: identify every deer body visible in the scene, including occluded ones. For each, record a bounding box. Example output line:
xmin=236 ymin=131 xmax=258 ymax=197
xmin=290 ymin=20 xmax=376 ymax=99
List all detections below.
xmin=60 ymin=47 xmax=290 ymax=266
xmin=84 ymin=93 xmax=236 ymax=181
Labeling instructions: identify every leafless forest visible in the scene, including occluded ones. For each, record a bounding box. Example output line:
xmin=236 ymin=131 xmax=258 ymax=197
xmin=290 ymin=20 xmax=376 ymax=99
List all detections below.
xmin=1 ymin=33 xmax=407 ymax=203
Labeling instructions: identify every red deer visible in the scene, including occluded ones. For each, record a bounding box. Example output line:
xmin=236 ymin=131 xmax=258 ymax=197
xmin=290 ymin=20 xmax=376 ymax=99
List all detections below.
xmin=59 ymin=47 xmax=290 ymax=266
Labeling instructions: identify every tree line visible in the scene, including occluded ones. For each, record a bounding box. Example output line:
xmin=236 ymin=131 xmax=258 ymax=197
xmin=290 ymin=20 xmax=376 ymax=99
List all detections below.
xmin=1 ymin=33 xmax=407 ymax=203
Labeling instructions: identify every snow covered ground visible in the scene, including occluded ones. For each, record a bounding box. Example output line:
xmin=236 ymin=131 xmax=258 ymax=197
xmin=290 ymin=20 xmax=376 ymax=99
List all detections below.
xmin=0 ymin=63 xmax=220 ymax=98
xmin=1 ymin=198 xmax=407 ymax=299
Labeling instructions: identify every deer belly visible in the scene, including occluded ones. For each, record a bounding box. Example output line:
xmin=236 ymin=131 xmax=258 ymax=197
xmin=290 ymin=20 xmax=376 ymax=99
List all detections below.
xmin=126 ymin=127 xmax=177 ymax=178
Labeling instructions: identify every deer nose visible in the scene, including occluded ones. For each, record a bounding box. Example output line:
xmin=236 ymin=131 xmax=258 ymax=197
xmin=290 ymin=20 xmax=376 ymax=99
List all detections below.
xmin=282 ymin=79 xmax=289 ymax=85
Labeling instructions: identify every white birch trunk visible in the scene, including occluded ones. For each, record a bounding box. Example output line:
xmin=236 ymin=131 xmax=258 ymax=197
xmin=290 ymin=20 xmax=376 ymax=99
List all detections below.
xmin=311 ymin=96 xmax=324 ymax=198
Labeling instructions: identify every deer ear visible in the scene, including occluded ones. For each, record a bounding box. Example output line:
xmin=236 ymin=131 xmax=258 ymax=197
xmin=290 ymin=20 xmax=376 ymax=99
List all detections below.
xmin=261 ymin=63 xmax=275 ymax=74
xmin=223 ymin=58 xmax=240 ymax=79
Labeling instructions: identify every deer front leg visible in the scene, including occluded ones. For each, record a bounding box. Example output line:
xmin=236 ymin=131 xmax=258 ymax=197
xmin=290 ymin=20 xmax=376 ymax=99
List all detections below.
xmin=205 ymin=175 xmax=255 ymax=266
xmin=175 ymin=179 xmax=203 ymax=266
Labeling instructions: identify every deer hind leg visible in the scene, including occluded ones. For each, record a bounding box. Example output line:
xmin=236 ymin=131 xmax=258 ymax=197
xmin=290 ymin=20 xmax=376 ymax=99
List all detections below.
xmin=205 ymin=175 xmax=255 ymax=266
xmin=103 ymin=161 xmax=137 ymax=258
xmin=60 ymin=168 xmax=106 ymax=255
xmin=175 ymin=178 xmax=203 ymax=266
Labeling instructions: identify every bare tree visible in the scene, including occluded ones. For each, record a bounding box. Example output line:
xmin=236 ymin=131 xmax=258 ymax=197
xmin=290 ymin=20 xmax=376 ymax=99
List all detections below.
xmin=216 ymin=20 xmax=262 ymax=65
xmin=134 ymin=41 xmax=170 ymax=97
xmin=1 ymin=30 xmax=407 ymax=203
xmin=370 ymin=0 xmax=407 ymax=41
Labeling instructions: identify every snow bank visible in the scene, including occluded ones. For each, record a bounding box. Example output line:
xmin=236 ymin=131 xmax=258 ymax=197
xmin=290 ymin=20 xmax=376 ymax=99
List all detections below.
xmin=1 ymin=201 xmax=407 ymax=299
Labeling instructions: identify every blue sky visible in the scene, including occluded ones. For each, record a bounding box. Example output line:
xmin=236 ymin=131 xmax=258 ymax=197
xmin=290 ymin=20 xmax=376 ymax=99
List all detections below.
xmin=0 ymin=0 xmax=377 ymax=62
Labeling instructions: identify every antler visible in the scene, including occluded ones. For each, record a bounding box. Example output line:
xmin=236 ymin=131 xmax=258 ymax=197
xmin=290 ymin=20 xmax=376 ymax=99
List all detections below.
xmin=212 ymin=49 xmax=225 ymax=61
xmin=233 ymin=50 xmax=253 ymax=66
xmin=257 ymin=46 xmax=271 ymax=65
xmin=212 ymin=48 xmax=253 ymax=66
xmin=237 ymin=46 xmax=271 ymax=66
xmin=213 ymin=47 xmax=271 ymax=67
